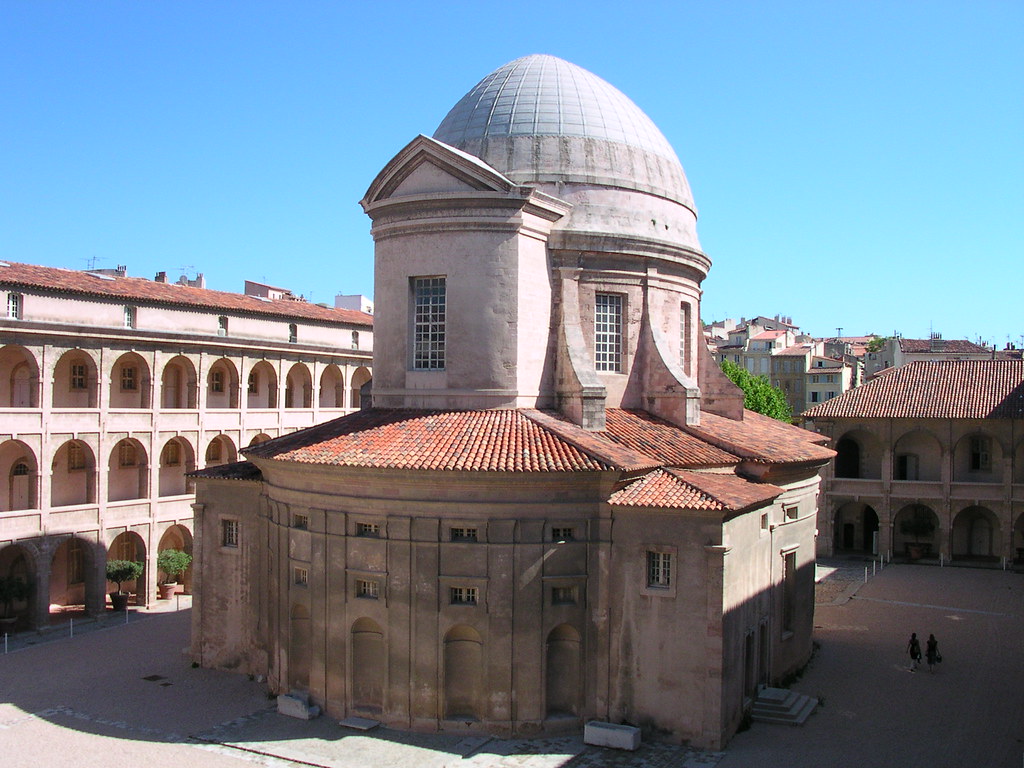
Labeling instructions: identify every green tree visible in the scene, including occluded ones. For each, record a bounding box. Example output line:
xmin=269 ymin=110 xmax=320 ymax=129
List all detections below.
xmin=719 ymin=359 xmax=793 ymax=422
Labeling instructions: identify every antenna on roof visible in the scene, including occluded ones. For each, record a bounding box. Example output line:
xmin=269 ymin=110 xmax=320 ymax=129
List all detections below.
xmin=836 ymin=327 xmax=843 ymax=339
xmin=83 ymin=256 xmax=101 ymax=270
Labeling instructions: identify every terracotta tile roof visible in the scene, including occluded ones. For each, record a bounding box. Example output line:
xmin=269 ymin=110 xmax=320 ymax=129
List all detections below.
xmin=602 ymin=409 xmax=739 ymax=468
xmin=244 ymin=408 xmax=658 ymax=472
xmin=0 ymin=260 xmax=372 ymax=326
xmin=685 ymin=410 xmax=835 ymax=464
xmin=802 ymin=360 xmax=1024 ymax=419
xmin=188 ymin=461 xmax=263 ymax=481
xmin=898 ymin=338 xmax=989 ymax=354
xmin=610 ymin=467 xmax=781 ymax=510
xmin=750 ymin=330 xmax=786 ymax=340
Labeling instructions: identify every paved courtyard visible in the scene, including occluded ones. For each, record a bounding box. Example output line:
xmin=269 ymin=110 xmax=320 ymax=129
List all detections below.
xmin=0 ymin=563 xmax=1021 ymax=767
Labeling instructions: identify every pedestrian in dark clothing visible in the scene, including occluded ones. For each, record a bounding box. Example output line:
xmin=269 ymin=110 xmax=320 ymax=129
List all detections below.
xmin=907 ymin=632 xmax=922 ymax=672
xmin=926 ymin=634 xmax=939 ymax=673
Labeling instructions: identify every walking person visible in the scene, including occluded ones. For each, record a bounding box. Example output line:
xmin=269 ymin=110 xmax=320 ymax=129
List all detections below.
xmin=907 ymin=632 xmax=922 ymax=672
xmin=926 ymin=633 xmax=940 ymax=673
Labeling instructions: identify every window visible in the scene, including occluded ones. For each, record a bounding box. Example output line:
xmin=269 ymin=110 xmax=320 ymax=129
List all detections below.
xmin=761 ymin=512 xmax=769 ymax=531
xmin=784 ymin=504 xmax=798 ymax=521
xmin=293 ymin=513 xmax=309 ymax=530
xmin=810 ymin=391 xmax=820 ymax=403
xmin=294 ymin=566 xmax=308 ymax=586
xmin=70 ymin=363 xmax=87 ymax=390
xmin=826 ymin=391 xmax=837 ymax=400
xmin=218 ymin=316 xmax=229 ymax=336
xmin=288 ymin=324 xmax=297 ymax=343
xmin=351 ymin=331 xmax=359 ymax=350
xmin=895 ymin=453 xmax=919 ymax=481
xmin=248 ymin=372 xmax=258 ymax=394
xmin=969 ymin=437 xmax=991 ymax=471
xmin=7 ymin=293 xmax=22 ymax=319
xmin=413 ymin=277 xmax=446 ymax=370
xmin=450 ymin=527 xmax=478 ymax=542
xmin=782 ymin=551 xmax=797 ymax=634
xmin=162 ymin=441 xmax=181 ymax=466
xmin=552 ymin=527 xmax=575 ymax=542
xmin=206 ymin=440 xmax=222 ymax=462
xmin=356 ymin=522 xmax=380 ymax=537
xmin=123 ymin=306 xmax=136 ymax=329
xmin=552 ymin=586 xmax=577 ymax=605
xmin=449 ymin=586 xmax=477 ymax=605
xmin=68 ymin=538 xmax=84 ymax=585
xmin=222 ymin=519 xmax=239 ymax=548
xmin=646 ymin=551 xmax=671 ymax=589
xmin=679 ymin=302 xmax=691 ymax=367
xmin=120 ymin=366 xmax=137 ymax=391
xmin=67 ymin=442 xmax=86 ymax=470
xmin=594 ymin=293 xmax=623 ymax=372
xmin=811 ymin=374 xmax=820 ymax=384
xmin=11 ymin=461 xmax=28 ymax=476
xmin=210 ymin=369 xmax=224 ymax=393
xmin=356 ymin=579 xmax=379 ymax=599
xmin=118 ymin=442 xmax=137 ymax=467
xmin=117 ymin=536 xmax=135 ymax=561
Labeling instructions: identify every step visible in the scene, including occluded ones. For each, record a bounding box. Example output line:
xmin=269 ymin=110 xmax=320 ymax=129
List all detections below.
xmin=751 ymin=687 xmax=818 ymax=726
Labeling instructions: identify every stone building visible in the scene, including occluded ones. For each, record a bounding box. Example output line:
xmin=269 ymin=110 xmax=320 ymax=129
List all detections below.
xmin=803 ymin=360 xmax=1024 ymax=562
xmin=190 ymin=54 xmax=833 ymax=749
xmin=0 ymin=260 xmax=371 ymax=628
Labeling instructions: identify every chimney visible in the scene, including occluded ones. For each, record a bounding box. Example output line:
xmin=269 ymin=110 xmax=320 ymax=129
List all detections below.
xmin=155 ymin=271 xmax=167 ymax=283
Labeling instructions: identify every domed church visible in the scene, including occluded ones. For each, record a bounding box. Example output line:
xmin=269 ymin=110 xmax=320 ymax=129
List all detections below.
xmin=190 ymin=55 xmax=833 ymax=749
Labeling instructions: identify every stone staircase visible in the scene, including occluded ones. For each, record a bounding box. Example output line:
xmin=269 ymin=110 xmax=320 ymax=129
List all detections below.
xmin=751 ymin=687 xmax=818 ymax=725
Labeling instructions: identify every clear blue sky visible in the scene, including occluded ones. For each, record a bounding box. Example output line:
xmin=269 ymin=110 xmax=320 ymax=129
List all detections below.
xmin=3 ymin=2 xmax=1021 ymax=345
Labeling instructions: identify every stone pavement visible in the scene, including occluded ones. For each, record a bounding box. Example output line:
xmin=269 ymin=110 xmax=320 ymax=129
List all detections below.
xmin=1 ymin=565 xmax=1021 ymax=768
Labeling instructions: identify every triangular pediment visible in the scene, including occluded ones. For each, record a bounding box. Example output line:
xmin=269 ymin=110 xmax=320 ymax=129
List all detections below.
xmin=361 ymin=135 xmax=516 ymax=206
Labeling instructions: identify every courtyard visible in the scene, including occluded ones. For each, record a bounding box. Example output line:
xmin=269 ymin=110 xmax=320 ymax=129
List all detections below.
xmin=0 ymin=563 xmax=1020 ymax=768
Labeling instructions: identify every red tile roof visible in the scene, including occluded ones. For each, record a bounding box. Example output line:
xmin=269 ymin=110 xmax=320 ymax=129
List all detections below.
xmin=0 ymin=260 xmax=372 ymax=326
xmin=686 ymin=410 xmax=835 ymax=464
xmin=602 ymin=409 xmax=738 ymax=467
xmin=802 ymin=360 xmax=1024 ymax=419
xmin=610 ymin=467 xmax=781 ymax=510
xmin=898 ymin=338 xmax=990 ymax=354
xmin=750 ymin=330 xmax=786 ymax=340
xmin=188 ymin=461 xmax=263 ymax=481
xmin=244 ymin=408 xmax=658 ymax=472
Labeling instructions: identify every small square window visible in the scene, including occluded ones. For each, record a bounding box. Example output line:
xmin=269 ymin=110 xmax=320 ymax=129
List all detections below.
xmin=222 ymin=519 xmax=239 ymax=548
xmin=70 ymin=363 xmax=88 ymax=390
xmin=784 ymin=504 xmax=798 ymax=521
xmin=293 ymin=514 xmax=309 ymax=530
xmin=647 ymin=551 xmax=671 ymax=589
xmin=121 ymin=366 xmax=137 ymax=391
xmin=552 ymin=527 xmax=575 ymax=542
xmin=67 ymin=442 xmax=86 ymax=470
xmin=450 ymin=527 xmax=478 ymax=542
xmin=356 ymin=522 xmax=380 ymax=537
xmin=449 ymin=586 xmax=477 ymax=605
xmin=218 ymin=316 xmax=229 ymax=336
xmin=356 ymin=579 xmax=379 ymax=599
xmin=552 ymin=586 xmax=577 ymax=605
xmin=294 ymin=566 xmax=308 ymax=586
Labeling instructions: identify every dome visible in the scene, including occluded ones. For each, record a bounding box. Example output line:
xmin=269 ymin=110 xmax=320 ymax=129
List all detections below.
xmin=433 ymin=55 xmax=694 ymax=210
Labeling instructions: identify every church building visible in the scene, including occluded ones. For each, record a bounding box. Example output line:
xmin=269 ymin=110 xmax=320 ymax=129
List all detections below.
xmin=190 ymin=55 xmax=833 ymax=749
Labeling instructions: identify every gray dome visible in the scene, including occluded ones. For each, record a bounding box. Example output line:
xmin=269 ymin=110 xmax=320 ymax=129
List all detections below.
xmin=433 ymin=55 xmax=694 ymax=209
xmin=435 ymin=54 xmax=680 ymax=164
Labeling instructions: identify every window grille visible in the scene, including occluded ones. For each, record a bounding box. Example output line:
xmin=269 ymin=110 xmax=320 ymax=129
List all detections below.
xmin=413 ymin=277 xmax=446 ymax=370
xmin=646 ymin=551 xmax=671 ymax=588
xmin=595 ymin=293 xmax=623 ymax=371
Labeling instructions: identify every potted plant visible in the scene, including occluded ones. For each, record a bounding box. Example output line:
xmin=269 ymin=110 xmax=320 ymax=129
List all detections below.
xmin=900 ymin=507 xmax=935 ymax=560
xmin=0 ymin=574 xmax=31 ymax=629
xmin=106 ymin=559 xmax=143 ymax=611
xmin=156 ymin=549 xmax=192 ymax=599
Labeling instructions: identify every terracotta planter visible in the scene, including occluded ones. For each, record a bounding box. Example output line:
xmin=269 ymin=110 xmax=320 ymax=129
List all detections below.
xmin=109 ymin=591 xmax=130 ymax=611
xmin=158 ymin=583 xmax=178 ymax=600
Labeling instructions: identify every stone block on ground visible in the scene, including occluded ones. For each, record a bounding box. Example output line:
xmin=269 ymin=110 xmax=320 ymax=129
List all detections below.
xmin=583 ymin=720 xmax=641 ymax=750
xmin=277 ymin=691 xmax=320 ymax=720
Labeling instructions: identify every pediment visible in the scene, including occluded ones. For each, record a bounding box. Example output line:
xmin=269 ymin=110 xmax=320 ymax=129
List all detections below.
xmin=361 ymin=135 xmax=516 ymax=207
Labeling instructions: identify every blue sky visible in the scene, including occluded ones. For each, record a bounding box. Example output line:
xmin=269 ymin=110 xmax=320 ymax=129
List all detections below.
xmin=3 ymin=2 xmax=1021 ymax=345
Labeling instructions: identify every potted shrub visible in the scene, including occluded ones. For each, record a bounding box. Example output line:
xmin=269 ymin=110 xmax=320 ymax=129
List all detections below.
xmin=106 ymin=559 xmax=143 ymax=611
xmin=900 ymin=507 xmax=935 ymax=560
xmin=156 ymin=549 xmax=192 ymax=599
xmin=0 ymin=574 xmax=31 ymax=629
